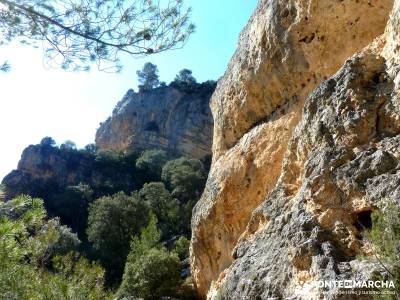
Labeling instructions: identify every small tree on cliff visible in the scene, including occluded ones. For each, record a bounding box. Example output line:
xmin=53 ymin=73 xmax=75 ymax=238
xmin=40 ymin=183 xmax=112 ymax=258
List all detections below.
xmin=40 ymin=136 xmax=56 ymax=147
xmin=60 ymin=140 xmax=76 ymax=151
xmin=174 ymin=69 xmax=197 ymax=86
xmin=137 ymin=63 xmax=160 ymax=91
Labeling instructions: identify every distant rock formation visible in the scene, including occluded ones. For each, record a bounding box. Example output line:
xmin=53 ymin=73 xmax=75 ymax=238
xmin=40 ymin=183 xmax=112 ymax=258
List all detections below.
xmin=1 ymin=144 xmax=138 ymax=201
xmin=95 ymin=82 xmax=216 ymax=159
xmin=2 ymin=144 xmax=95 ymax=199
xmin=190 ymin=0 xmax=399 ymax=299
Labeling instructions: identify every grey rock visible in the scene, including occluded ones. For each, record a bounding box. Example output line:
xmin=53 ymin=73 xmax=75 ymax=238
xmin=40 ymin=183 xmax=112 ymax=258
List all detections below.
xmin=95 ymin=83 xmax=216 ymax=159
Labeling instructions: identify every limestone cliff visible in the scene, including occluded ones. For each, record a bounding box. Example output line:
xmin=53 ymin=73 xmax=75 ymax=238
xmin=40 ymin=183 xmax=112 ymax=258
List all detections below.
xmin=2 ymin=144 xmax=139 ymax=201
xmin=191 ymin=0 xmax=400 ymax=299
xmin=2 ymin=144 xmax=95 ymax=199
xmin=95 ymin=82 xmax=216 ymax=159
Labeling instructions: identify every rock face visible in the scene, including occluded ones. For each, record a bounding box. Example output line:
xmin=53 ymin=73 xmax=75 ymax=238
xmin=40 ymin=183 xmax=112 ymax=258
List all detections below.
xmin=95 ymin=83 xmax=216 ymax=159
xmin=2 ymin=145 xmax=95 ymax=199
xmin=191 ymin=0 xmax=399 ymax=299
xmin=1 ymin=144 xmax=138 ymax=201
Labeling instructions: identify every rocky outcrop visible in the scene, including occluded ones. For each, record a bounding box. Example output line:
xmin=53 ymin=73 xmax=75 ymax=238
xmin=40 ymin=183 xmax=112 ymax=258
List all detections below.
xmin=2 ymin=145 xmax=95 ymax=199
xmin=191 ymin=0 xmax=399 ymax=299
xmin=1 ymin=144 xmax=138 ymax=201
xmin=95 ymin=83 xmax=216 ymax=159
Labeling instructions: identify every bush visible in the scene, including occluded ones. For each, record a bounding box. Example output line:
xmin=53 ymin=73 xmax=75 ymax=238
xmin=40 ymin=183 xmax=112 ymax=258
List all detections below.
xmin=27 ymin=218 xmax=81 ymax=268
xmin=119 ymin=248 xmax=181 ymax=300
xmin=52 ymin=183 xmax=94 ymax=239
xmin=139 ymin=182 xmax=179 ymax=237
xmin=0 ymin=195 xmax=110 ymax=299
xmin=174 ymin=236 xmax=190 ymax=260
xmin=161 ymin=157 xmax=207 ymax=202
xmin=95 ymin=149 xmax=124 ymax=168
xmin=118 ymin=216 xmax=183 ymax=299
xmin=364 ymin=201 xmax=400 ymax=298
xmin=126 ymin=215 xmax=162 ymax=262
xmin=86 ymin=192 xmax=151 ymax=283
xmin=136 ymin=149 xmax=169 ymax=181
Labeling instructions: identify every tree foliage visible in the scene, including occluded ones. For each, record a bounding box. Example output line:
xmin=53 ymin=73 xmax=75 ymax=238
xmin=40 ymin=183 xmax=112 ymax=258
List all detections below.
xmin=0 ymin=0 xmax=194 ymax=71
xmin=119 ymin=248 xmax=181 ymax=300
xmin=174 ymin=68 xmax=196 ymax=87
xmin=136 ymin=149 xmax=169 ymax=181
xmin=0 ymin=195 xmax=110 ymax=299
xmin=118 ymin=217 xmax=181 ymax=300
xmin=86 ymin=191 xmax=151 ymax=283
xmin=139 ymin=182 xmax=179 ymax=237
xmin=365 ymin=201 xmax=400 ymax=298
xmin=173 ymin=236 xmax=190 ymax=260
xmin=161 ymin=157 xmax=207 ymax=202
xmin=52 ymin=183 xmax=94 ymax=238
xmin=2 ymin=144 xmax=209 ymax=294
xmin=84 ymin=143 xmax=97 ymax=154
xmin=137 ymin=62 xmax=160 ymax=91
xmin=0 ymin=60 xmax=10 ymax=72
xmin=127 ymin=215 xmax=162 ymax=262
xmin=40 ymin=136 xmax=56 ymax=147
xmin=60 ymin=140 xmax=77 ymax=151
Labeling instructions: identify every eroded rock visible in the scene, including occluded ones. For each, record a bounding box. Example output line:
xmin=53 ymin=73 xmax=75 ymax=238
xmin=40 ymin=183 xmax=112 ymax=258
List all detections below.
xmin=96 ymin=83 xmax=216 ymax=159
xmin=191 ymin=0 xmax=397 ymax=298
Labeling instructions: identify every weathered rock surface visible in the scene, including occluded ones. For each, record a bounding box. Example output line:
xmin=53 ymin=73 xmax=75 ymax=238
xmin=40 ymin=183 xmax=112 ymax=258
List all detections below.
xmin=1 ymin=144 xmax=137 ymax=201
xmin=2 ymin=145 xmax=95 ymax=199
xmin=95 ymin=83 xmax=216 ymax=159
xmin=191 ymin=0 xmax=399 ymax=299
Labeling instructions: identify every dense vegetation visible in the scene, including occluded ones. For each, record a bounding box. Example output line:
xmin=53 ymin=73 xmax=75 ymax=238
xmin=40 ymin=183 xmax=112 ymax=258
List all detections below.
xmin=1 ymin=141 xmax=208 ymax=298
xmin=0 ymin=195 xmax=111 ymax=299
xmin=1 ymin=65 xmax=213 ymax=298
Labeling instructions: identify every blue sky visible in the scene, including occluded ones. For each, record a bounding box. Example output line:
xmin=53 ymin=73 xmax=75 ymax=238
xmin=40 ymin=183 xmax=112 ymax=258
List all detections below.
xmin=0 ymin=0 xmax=257 ymax=180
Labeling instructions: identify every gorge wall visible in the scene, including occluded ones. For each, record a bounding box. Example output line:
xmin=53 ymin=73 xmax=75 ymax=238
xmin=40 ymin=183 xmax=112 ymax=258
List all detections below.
xmin=95 ymin=82 xmax=216 ymax=159
xmin=3 ymin=83 xmax=216 ymax=200
xmin=1 ymin=144 xmax=139 ymax=202
xmin=191 ymin=0 xmax=400 ymax=299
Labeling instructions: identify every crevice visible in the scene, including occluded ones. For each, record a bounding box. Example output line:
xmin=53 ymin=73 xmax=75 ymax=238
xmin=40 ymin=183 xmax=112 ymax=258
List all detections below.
xmin=299 ymin=32 xmax=315 ymax=44
xmin=353 ymin=210 xmax=373 ymax=232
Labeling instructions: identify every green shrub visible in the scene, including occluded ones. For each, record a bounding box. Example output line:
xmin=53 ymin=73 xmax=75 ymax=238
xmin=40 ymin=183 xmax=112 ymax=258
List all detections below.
xmin=136 ymin=149 xmax=168 ymax=181
xmin=161 ymin=157 xmax=207 ymax=202
xmin=174 ymin=236 xmax=190 ymax=260
xmin=128 ymin=215 xmax=161 ymax=259
xmin=139 ymin=182 xmax=180 ymax=237
xmin=0 ymin=195 xmax=110 ymax=299
xmin=365 ymin=200 xmax=400 ymax=299
xmin=95 ymin=149 xmax=124 ymax=166
xmin=86 ymin=192 xmax=151 ymax=283
xmin=118 ymin=248 xmax=181 ymax=299
xmin=52 ymin=183 xmax=94 ymax=238
xmin=118 ymin=216 xmax=181 ymax=299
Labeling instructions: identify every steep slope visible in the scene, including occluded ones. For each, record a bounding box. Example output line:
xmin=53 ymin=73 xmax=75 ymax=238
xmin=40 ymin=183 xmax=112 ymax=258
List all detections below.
xmin=191 ymin=0 xmax=397 ymax=299
xmin=96 ymin=82 xmax=216 ymax=159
